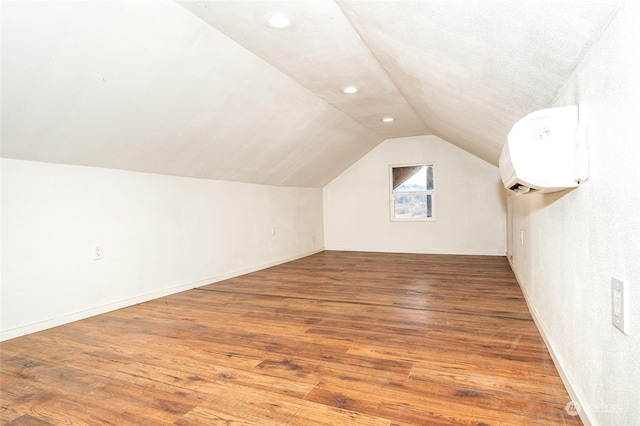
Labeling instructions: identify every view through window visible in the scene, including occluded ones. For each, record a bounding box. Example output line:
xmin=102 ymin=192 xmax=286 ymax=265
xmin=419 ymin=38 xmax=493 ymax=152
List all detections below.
xmin=390 ymin=164 xmax=434 ymax=221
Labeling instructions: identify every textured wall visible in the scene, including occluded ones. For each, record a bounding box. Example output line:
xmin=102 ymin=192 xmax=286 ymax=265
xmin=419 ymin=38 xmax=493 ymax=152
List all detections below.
xmin=509 ymin=2 xmax=640 ymax=424
xmin=1 ymin=159 xmax=324 ymax=340
xmin=323 ymin=135 xmax=506 ymax=255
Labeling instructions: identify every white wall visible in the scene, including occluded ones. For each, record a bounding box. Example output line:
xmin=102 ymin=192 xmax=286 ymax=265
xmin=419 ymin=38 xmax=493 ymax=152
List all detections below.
xmin=324 ymin=135 xmax=506 ymax=255
xmin=508 ymin=1 xmax=640 ymax=424
xmin=1 ymin=159 xmax=323 ymax=341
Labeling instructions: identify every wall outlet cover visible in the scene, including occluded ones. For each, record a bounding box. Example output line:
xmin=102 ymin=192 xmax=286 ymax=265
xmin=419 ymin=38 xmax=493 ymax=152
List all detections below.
xmin=92 ymin=244 xmax=104 ymax=260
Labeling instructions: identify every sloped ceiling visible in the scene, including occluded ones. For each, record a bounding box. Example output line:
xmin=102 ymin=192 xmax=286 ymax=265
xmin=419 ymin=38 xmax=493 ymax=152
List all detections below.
xmin=1 ymin=0 xmax=622 ymax=187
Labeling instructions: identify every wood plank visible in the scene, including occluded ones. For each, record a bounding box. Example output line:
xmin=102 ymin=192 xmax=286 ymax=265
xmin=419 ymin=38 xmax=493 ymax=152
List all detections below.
xmin=305 ymin=380 xmax=576 ymax=426
xmin=175 ymin=382 xmax=391 ymax=426
xmin=4 ymin=414 xmax=56 ymax=426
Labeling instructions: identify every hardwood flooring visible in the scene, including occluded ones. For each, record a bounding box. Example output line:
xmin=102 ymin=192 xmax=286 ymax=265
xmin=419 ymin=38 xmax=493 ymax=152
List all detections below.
xmin=0 ymin=251 xmax=581 ymax=425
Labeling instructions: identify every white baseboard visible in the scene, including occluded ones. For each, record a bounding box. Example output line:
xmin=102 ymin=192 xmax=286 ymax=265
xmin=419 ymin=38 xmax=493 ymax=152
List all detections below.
xmin=324 ymin=245 xmax=506 ymax=256
xmin=507 ymin=257 xmax=593 ymax=426
xmin=0 ymin=248 xmax=323 ymax=342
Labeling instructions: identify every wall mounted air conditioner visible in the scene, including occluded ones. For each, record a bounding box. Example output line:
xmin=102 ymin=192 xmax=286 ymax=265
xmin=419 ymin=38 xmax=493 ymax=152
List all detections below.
xmin=499 ymin=104 xmax=588 ymax=195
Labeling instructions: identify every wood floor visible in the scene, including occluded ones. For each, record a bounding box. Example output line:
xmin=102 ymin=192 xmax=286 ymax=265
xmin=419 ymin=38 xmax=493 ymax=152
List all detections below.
xmin=1 ymin=251 xmax=581 ymax=425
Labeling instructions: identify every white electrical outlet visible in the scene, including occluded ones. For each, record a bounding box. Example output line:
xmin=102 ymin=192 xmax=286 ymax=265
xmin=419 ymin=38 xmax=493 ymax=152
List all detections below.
xmin=611 ymin=277 xmax=628 ymax=335
xmin=271 ymin=226 xmax=276 ymax=236
xmin=520 ymin=229 xmax=524 ymax=246
xmin=92 ymin=244 xmax=104 ymax=260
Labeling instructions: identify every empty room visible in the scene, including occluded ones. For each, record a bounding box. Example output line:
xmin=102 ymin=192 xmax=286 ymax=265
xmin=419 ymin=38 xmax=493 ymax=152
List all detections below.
xmin=1 ymin=0 xmax=638 ymax=425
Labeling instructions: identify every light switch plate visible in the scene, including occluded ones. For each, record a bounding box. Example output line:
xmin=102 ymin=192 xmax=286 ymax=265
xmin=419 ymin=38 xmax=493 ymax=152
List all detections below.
xmin=612 ymin=277 xmax=628 ymax=335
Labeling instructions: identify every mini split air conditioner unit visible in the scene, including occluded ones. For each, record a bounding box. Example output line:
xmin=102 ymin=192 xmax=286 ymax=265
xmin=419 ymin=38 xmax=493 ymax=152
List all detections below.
xmin=499 ymin=105 xmax=588 ymax=195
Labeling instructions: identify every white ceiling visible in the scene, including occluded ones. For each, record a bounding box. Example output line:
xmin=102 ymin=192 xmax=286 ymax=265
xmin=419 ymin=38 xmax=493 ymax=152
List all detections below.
xmin=0 ymin=0 xmax=622 ymax=187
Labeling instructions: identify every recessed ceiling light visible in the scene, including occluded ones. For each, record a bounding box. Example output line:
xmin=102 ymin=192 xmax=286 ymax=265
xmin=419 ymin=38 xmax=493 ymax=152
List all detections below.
xmin=382 ymin=117 xmax=395 ymax=123
xmin=264 ymin=12 xmax=294 ymax=30
xmin=342 ymin=86 xmax=359 ymax=94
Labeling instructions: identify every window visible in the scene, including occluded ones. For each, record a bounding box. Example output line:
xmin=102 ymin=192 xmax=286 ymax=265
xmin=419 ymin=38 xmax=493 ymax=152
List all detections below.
xmin=390 ymin=164 xmax=434 ymax=221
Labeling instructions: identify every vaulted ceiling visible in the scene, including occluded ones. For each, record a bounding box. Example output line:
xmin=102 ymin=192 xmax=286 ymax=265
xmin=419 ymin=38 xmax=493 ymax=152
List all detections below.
xmin=1 ymin=0 xmax=622 ymax=187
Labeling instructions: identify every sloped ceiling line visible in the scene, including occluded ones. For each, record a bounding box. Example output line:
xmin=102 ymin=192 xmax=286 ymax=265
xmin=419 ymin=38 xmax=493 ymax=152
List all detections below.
xmin=176 ymin=0 xmax=429 ymax=140
xmin=1 ymin=0 xmax=624 ymax=186
xmin=332 ymin=0 xmax=448 ymax=156
xmin=336 ymin=0 xmax=624 ymax=165
xmin=548 ymin=0 xmax=625 ymax=108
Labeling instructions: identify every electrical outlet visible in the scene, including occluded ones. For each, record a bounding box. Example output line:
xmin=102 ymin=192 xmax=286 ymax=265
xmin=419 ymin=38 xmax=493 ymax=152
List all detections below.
xmin=92 ymin=244 xmax=104 ymax=260
xmin=271 ymin=226 xmax=276 ymax=236
xmin=520 ymin=229 xmax=524 ymax=246
xmin=612 ymin=277 xmax=628 ymax=335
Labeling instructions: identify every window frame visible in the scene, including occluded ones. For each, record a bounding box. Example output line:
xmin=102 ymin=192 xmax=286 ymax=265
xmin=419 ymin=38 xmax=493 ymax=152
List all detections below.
xmin=389 ymin=163 xmax=435 ymax=222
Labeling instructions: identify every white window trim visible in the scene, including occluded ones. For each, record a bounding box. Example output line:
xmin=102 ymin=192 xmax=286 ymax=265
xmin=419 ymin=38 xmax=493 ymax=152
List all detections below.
xmin=389 ymin=163 xmax=435 ymax=222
